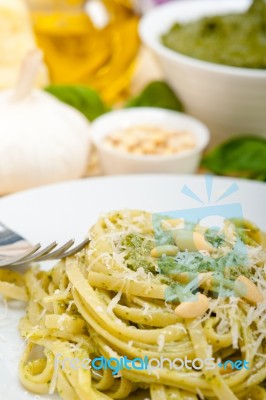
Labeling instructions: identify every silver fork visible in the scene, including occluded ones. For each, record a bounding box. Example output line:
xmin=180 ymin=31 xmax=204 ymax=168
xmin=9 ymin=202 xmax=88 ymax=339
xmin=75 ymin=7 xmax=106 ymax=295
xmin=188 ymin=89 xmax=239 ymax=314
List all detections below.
xmin=0 ymin=222 xmax=90 ymax=267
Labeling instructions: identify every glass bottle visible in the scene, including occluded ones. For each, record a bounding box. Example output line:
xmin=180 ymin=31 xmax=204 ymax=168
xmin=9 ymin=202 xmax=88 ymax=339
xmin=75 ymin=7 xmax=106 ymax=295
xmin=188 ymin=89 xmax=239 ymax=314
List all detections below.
xmin=26 ymin=0 xmax=140 ymax=103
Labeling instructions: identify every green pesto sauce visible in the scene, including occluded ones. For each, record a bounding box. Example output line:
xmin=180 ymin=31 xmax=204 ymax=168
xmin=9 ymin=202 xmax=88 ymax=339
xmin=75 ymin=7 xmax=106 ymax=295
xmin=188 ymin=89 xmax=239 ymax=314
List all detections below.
xmin=162 ymin=0 xmax=266 ymax=69
xmin=121 ymin=233 xmax=156 ymax=273
xmin=119 ymin=218 xmax=261 ymax=304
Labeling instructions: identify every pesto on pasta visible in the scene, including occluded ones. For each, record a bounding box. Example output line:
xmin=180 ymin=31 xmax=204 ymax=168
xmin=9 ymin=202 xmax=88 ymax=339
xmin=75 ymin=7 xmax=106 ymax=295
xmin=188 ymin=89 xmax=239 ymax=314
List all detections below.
xmin=0 ymin=210 xmax=266 ymax=400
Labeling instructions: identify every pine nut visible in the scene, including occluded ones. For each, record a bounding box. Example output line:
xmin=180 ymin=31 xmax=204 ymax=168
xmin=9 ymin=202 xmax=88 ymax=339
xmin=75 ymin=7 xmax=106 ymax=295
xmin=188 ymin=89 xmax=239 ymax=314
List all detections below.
xmin=174 ymin=230 xmax=213 ymax=252
xmin=174 ymin=293 xmax=209 ymax=319
xmin=150 ymin=245 xmax=179 ymax=258
xmin=104 ymin=126 xmax=196 ymax=156
xmin=161 ymin=218 xmax=185 ymax=231
xmin=171 ymin=272 xmax=190 ymax=284
xmin=234 ymin=275 xmax=263 ymax=304
xmin=170 ymin=272 xmax=213 ymax=287
xmin=193 ymin=231 xmax=213 ymax=252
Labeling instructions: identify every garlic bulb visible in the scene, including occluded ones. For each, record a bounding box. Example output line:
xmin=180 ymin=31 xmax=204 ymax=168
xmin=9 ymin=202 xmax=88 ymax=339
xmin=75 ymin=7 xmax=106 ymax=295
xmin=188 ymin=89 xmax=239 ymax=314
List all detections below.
xmin=0 ymin=0 xmax=48 ymax=88
xmin=0 ymin=51 xmax=91 ymax=195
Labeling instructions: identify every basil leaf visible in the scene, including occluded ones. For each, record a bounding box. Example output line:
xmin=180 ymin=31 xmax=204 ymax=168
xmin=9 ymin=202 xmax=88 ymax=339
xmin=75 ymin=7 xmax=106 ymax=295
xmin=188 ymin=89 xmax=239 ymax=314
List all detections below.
xmin=201 ymin=136 xmax=266 ymax=180
xmin=126 ymin=81 xmax=184 ymax=112
xmin=45 ymin=85 xmax=109 ymax=121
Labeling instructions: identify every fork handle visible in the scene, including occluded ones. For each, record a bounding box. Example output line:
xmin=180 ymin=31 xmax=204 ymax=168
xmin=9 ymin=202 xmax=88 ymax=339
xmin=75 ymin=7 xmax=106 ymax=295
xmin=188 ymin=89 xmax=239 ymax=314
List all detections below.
xmin=0 ymin=222 xmax=32 ymax=256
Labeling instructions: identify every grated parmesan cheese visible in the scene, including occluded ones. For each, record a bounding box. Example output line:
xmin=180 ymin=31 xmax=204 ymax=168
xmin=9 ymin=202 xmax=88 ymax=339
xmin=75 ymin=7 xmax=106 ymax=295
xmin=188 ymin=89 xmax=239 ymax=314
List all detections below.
xmin=157 ymin=334 xmax=165 ymax=352
xmin=106 ymin=291 xmax=122 ymax=314
xmin=49 ymin=362 xmax=59 ymax=394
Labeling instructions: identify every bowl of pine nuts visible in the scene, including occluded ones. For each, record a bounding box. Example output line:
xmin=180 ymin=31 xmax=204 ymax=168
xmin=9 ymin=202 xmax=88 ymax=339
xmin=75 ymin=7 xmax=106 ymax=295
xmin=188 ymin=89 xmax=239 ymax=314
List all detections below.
xmin=91 ymin=108 xmax=210 ymax=175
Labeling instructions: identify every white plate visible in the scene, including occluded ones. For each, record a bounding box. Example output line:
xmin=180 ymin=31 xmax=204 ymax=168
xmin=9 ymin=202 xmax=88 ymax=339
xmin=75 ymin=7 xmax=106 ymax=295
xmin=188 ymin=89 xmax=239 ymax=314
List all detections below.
xmin=0 ymin=175 xmax=265 ymax=399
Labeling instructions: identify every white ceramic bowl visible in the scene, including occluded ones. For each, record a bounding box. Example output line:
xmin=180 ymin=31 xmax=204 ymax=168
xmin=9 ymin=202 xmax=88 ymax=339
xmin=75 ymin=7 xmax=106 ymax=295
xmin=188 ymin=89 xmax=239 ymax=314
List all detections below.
xmin=91 ymin=108 xmax=209 ymax=175
xmin=140 ymin=0 xmax=266 ymax=144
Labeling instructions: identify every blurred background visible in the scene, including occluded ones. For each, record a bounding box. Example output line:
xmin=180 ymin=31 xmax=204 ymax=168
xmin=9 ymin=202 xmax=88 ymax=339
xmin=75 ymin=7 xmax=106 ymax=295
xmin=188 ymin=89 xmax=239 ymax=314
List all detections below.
xmin=0 ymin=0 xmax=265 ymax=195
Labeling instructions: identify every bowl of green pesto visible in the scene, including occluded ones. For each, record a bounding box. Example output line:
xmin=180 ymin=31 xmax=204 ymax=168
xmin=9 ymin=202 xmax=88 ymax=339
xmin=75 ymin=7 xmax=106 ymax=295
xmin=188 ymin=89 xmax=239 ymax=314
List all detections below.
xmin=140 ymin=0 xmax=266 ymax=144
xmin=162 ymin=0 xmax=266 ymax=69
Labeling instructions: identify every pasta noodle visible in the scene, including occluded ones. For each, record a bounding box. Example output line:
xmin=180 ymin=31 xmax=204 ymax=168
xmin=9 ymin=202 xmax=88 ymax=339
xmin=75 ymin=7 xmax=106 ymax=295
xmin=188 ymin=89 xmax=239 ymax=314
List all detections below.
xmin=0 ymin=209 xmax=266 ymax=400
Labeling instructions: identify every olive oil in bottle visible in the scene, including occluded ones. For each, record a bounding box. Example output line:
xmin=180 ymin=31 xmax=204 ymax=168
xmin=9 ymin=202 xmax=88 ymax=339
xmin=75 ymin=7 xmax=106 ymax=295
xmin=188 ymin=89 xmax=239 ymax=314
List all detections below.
xmin=28 ymin=0 xmax=140 ymax=103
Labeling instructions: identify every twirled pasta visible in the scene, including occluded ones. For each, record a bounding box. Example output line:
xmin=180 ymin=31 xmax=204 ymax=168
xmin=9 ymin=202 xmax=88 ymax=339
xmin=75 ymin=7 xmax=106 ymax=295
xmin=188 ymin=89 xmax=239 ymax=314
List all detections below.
xmin=0 ymin=210 xmax=266 ymax=400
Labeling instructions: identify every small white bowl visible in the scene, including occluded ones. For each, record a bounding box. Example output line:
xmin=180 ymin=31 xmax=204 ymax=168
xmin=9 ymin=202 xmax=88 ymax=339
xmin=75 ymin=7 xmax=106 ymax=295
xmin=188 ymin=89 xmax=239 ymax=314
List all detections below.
xmin=140 ymin=0 xmax=266 ymax=144
xmin=91 ymin=108 xmax=210 ymax=175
